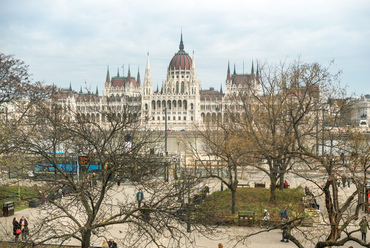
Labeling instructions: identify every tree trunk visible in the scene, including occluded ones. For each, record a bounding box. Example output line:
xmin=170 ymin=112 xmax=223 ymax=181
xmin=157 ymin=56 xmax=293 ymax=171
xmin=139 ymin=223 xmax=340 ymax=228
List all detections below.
xmin=81 ymin=229 xmax=92 ymax=248
xmin=279 ymin=172 xmax=285 ymax=190
xmin=231 ymin=187 xmax=236 ymax=214
xmin=270 ymin=177 xmax=277 ymax=203
xmin=17 ymin=173 xmax=21 ymax=202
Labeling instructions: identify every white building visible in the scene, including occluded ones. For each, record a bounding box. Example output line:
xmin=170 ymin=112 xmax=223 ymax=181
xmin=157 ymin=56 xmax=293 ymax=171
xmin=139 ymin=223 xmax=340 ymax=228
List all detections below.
xmin=56 ymin=34 xmax=261 ymax=130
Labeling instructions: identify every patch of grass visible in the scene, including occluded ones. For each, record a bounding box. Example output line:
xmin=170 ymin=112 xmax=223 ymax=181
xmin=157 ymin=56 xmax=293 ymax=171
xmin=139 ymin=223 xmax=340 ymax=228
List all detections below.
xmin=0 ymin=186 xmax=40 ymax=212
xmin=198 ymin=187 xmax=305 ymax=218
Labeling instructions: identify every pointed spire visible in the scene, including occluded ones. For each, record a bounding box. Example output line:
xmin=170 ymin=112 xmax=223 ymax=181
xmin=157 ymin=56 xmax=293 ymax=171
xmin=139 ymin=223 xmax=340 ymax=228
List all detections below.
xmin=96 ymin=86 xmax=99 ymax=95
xmin=106 ymin=65 xmax=110 ymax=83
xmin=156 ymin=84 xmax=159 ymax=93
xmin=144 ymin=52 xmax=153 ymax=89
xmin=220 ymin=84 xmax=223 ymax=94
xmin=256 ymin=62 xmax=259 ymax=80
xmin=79 ymin=86 xmax=82 ymax=94
xmin=251 ymin=60 xmax=255 ymax=79
xmin=192 ymin=51 xmax=195 ymax=69
xmin=233 ymin=63 xmax=236 ymax=75
xmin=117 ymin=67 xmax=120 ymax=77
xmin=137 ymin=67 xmax=141 ymax=86
xmin=69 ymin=82 xmax=72 ymax=91
xmin=227 ymin=61 xmax=231 ymax=81
xmin=127 ymin=65 xmax=131 ymax=84
xmin=179 ymin=31 xmax=184 ymax=51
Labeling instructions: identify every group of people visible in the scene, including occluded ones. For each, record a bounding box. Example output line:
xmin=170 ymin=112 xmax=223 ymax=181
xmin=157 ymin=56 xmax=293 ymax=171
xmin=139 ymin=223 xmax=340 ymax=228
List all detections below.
xmin=336 ymin=173 xmax=352 ymax=189
xmin=102 ymin=238 xmax=117 ymax=248
xmin=12 ymin=216 xmax=28 ymax=242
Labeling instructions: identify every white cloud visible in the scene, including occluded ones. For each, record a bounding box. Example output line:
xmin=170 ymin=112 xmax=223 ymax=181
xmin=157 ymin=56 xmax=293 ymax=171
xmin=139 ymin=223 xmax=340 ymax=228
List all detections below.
xmin=0 ymin=0 xmax=369 ymax=95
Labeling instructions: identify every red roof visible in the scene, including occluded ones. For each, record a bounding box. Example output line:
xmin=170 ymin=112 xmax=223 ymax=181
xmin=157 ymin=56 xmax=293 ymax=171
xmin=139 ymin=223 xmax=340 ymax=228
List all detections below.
xmin=111 ymin=77 xmax=138 ymax=87
xmin=169 ymin=51 xmax=192 ymax=70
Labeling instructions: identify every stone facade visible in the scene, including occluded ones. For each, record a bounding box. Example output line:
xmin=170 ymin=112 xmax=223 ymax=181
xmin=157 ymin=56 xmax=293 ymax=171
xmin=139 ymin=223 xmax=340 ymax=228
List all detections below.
xmin=56 ymin=34 xmax=261 ymax=130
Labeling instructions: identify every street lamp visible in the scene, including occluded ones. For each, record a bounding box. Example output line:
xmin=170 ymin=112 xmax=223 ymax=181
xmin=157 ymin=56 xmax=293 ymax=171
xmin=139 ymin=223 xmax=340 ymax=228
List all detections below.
xmin=216 ymin=106 xmax=223 ymax=191
xmin=163 ymin=107 xmax=168 ymax=181
xmin=187 ymin=175 xmax=191 ymax=233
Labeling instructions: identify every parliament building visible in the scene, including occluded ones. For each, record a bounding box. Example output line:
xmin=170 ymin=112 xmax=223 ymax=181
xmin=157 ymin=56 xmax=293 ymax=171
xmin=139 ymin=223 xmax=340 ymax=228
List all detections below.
xmin=57 ymin=34 xmax=261 ymax=130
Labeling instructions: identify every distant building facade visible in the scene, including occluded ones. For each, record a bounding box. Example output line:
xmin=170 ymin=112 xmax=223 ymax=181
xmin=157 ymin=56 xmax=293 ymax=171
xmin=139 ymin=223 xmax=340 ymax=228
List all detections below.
xmin=56 ymin=34 xmax=261 ymax=130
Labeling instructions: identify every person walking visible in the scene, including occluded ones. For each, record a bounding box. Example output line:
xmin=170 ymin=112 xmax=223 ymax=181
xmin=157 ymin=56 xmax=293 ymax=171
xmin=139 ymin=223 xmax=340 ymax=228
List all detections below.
xmin=281 ymin=207 xmax=288 ymax=220
xmin=280 ymin=217 xmax=289 ymax=242
xmin=12 ymin=217 xmax=21 ymax=242
xmin=341 ymin=174 xmax=347 ymax=188
xmin=20 ymin=216 xmax=29 ymax=241
xmin=347 ymin=174 xmax=351 ymax=189
xmin=108 ymin=238 xmax=117 ymax=248
xmin=136 ymin=189 xmax=144 ymax=208
xmin=261 ymin=209 xmax=270 ymax=228
xmin=360 ymin=216 xmax=369 ymax=242
xmin=218 ymin=243 xmax=224 ymax=248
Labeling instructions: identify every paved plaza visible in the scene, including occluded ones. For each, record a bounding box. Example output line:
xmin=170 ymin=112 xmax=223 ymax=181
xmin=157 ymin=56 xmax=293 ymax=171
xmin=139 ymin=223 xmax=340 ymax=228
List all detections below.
xmin=0 ymin=172 xmax=367 ymax=248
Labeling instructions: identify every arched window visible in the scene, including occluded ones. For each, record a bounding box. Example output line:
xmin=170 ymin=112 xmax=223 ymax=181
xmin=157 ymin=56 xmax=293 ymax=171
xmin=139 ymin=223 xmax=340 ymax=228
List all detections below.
xmin=176 ymin=82 xmax=179 ymax=94
xmin=181 ymin=82 xmax=184 ymax=94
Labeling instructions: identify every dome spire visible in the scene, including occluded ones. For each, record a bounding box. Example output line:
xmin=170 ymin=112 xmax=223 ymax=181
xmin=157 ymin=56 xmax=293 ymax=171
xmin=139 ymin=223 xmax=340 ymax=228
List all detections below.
xmin=227 ymin=61 xmax=231 ymax=81
xmin=179 ymin=31 xmax=184 ymax=51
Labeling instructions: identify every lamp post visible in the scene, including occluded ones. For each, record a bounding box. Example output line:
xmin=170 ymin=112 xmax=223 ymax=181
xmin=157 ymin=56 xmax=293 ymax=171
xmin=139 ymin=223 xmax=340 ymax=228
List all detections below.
xmin=322 ymin=106 xmax=326 ymax=160
xmin=216 ymin=106 xmax=223 ymax=191
xmin=187 ymin=175 xmax=191 ymax=233
xmin=163 ymin=107 xmax=168 ymax=181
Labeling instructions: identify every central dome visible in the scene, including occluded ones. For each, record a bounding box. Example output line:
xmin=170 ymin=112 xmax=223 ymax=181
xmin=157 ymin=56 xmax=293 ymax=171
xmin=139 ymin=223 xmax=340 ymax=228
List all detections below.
xmin=168 ymin=34 xmax=192 ymax=70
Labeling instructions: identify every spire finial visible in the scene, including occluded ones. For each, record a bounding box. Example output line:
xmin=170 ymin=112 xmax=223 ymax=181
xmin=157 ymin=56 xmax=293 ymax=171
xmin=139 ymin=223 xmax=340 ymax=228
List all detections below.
xmin=179 ymin=31 xmax=184 ymax=51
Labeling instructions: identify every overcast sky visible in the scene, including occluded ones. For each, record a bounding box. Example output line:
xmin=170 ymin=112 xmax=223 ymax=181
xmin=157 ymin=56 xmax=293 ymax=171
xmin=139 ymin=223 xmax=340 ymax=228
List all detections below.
xmin=1 ymin=0 xmax=369 ymax=96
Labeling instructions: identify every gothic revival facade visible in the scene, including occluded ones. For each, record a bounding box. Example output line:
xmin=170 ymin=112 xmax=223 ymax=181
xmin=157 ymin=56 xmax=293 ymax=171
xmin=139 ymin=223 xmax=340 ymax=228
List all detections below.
xmin=56 ymin=34 xmax=261 ymax=130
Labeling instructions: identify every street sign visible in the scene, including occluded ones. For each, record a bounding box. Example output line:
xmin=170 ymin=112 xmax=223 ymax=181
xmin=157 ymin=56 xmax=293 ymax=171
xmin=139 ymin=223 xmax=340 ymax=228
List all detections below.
xmin=172 ymin=156 xmax=178 ymax=163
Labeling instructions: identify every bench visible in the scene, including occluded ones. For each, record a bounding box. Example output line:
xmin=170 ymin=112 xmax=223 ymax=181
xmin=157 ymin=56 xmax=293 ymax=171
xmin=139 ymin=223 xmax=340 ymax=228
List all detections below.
xmin=254 ymin=182 xmax=266 ymax=188
xmin=205 ymin=213 xmax=235 ymax=225
xmin=238 ymin=183 xmax=250 ymax=187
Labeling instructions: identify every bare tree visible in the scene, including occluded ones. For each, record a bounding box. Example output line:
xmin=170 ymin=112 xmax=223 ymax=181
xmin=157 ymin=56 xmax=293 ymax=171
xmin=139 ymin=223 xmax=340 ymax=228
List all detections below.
xmin=12 ymin=97 xmax=211 ymax=248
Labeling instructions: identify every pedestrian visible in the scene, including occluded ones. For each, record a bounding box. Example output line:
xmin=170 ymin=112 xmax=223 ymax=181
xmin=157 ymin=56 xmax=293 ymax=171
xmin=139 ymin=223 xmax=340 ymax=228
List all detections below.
xmin=102 ymin=240 xmax=108 ymax=248
xmin=92 ymin=173 xmax=97 ymax=186
xmin=261 ymin=209 xmax=270 ymax=228
xmin=347 ymin=174 xmax=351 ymax=189
xmin=218 ymin=243 xmax=224 ymax=248
xmin=336 ymin=174 xmax=341 ymax=188
xmin=341 ymin=174 xmax=346 ymax=188
xmin=20 ymin=216 xmax=29 ymax=241
xmin=283 ymin=180 xmax=289 ymax=189
xmin=136 ymin=189 xmax=144 ymax=208
xmin=115 ymin=172 xmax=120 ymax=186
xmin=360 ymin=216 xmax=369 ymax=242
xmin=141 ymin=203 xmax=150 ymax=223
xmin=108 ymin=238 xmax=117 ymax=248
xmin=12 ymin=217 xmax=21 ymax=242
xmin=281 ymin=207 xmax=288 ymax=220
xmin=280 ymin=217 xmax=289 ymax=242
xmin=87 ymin=173 xmax=92 ymax=187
